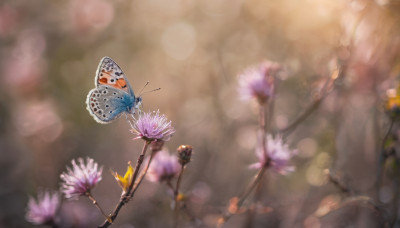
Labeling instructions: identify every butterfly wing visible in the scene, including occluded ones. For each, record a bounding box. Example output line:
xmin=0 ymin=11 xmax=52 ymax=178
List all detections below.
xmin=86 ymin=85 xmax=135 ymax=124
xmin=95 ymin=57 xmax=135 ymax=96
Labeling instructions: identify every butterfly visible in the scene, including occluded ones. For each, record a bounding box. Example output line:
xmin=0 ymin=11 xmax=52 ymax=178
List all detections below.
xmin=86 ymin=57 xmax=142 ymax=124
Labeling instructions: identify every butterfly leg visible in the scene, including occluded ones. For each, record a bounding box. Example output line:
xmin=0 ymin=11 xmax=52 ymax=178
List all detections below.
xmin=125 ymin=114 xmax=137 ymax=129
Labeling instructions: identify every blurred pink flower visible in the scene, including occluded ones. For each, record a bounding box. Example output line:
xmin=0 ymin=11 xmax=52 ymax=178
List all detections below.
xmin=0 ymin=5 xmax=18 ymax=37
xmin=26 ymin=191 xmax=60 ymax=226
xmin=250 ymin=135 xmax=297 ymax=175
xmin=69 ymin=0 xmax=114 ymax=33
xmin=131 ymin=110 xmax=175 ymax=142
xmin=238 ymin=61 xmax=282 ymax=104
xmin=60 ymin=157 xmax=103 ymax=199
xmin=14 ymin=100 xmax=63 ymax=142
xmin=190 ymin=182 xmax=211 ymax=205
xmin=146 ymin=150 xmax=181 ymax=182
xmin=3 ymin=29 xmax=46 ymax=94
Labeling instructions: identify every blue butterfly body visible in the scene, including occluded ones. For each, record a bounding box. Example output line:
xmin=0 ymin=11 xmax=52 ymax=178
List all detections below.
xmin=86 ymin=57 xmax=142 ymax=124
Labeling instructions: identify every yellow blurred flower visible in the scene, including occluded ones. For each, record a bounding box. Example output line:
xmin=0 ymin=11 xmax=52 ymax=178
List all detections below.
xmin=113 ymin=162 xmax=134 ymax=193
xmin=385 ymin=86 xmax=400 ymax=119
xmin=176 ymin=193 xmax=186 ymax=202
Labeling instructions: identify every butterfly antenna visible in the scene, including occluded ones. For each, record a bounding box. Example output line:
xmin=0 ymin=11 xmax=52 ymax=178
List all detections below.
xmin=138 ymin=81 xmax=150 ymax=96
xmin=141 ymin=87 xmax=161 ymax=95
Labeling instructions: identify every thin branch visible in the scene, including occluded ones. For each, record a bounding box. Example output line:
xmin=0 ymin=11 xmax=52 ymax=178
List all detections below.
xmin=218 ymin=163 xmax=268 ymax=227
xmin=259 ymin=102 xmax=269 ymax=160
xmin=175 ymin=165 xmax=185 ymax=198
xmin=244 ymin=177 xmax=264 ymax=228
xmin=376 ymin=119 xmax=394 ymax=191
xmin=99 ymin=141 xmax=150 ymax=228
xmin=86 ymin=192 xmax=111 ymax=222
xmin=326 ymin=196 xmax=389 ymax=225
xmin=131 ymin=151 xmax=155 ymax=197
xmin=326 ymin=169 xmax=351 ymax=195
xmin=174 ymin=164 xmax=185 ymax=228
xmin=166 ymin=170 xmax=198 ymax=227
xmin=280 ymin=69 xmax=338 ymax=139
xmin=218 ymin=102 xmax=271 ymax=227
xmin=239 ymin=166 xmax=268 ymax=209
xmin=240 ymin=102 xmax=270 ymax=206
xmin=281 ymin=98 xmax=322 ymax=138
xmin=181 ymin=201 xmax=198 ymax=224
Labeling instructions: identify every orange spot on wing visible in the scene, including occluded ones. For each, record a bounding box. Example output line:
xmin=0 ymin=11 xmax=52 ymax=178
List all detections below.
xmin=116 ymin=78 xmax=127 ymax=89
xmin=99 ymin=78 xmax=108 ymax=84
xmin=98 ymin=69 xmax=128 ymax=91
xmin=98 ymin=70 xmax=113 ymax=85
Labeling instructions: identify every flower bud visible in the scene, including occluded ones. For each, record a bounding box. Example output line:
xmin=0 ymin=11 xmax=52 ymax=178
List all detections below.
xmin=177 ymin=145 xmax=193 ymax=166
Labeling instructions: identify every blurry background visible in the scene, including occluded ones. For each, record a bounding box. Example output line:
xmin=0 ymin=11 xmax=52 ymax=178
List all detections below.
xmin=1 ymin=0 xmax=400 ymax=227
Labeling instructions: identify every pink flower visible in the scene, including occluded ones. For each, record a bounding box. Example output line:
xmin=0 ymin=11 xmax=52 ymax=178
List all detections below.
xmin=69 ymin=0 xmax=114 ymax=33
xmin=26 ymin=191 xmax=60 ymax=225
xmin=238 ymin=61 xmax=282 ymax=104
xmin=146 ymin=150 xmax=181 ymax=182
xmin=60 ymin=157 xmax=103 ymax=199
xmin=250 ymin=135 xmax=297 ymax=175
xmin=131 ymin=110 xmax=175 ymax=142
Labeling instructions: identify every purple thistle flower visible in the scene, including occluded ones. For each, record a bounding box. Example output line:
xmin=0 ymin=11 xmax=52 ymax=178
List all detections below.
xmin=250 ymin=135 xmax=297 ymax=175
xmin=131 ymin=110 xmax=175 ymax=142
xmin=26 ymin=191 xmax=60 ymax=225
xmin=146 ymin=150 xmax=181 ymax=182
xmin=60 ymin=157 xmax=103 ymax=199
xmin=238 ymin=61 xmax=282 ymax=104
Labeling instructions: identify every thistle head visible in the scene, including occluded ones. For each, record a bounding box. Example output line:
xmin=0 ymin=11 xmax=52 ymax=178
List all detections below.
xmin=238 ymin=61 xmax=282 ymax=104
xmin=26 ymin=191 xmax=60 ymax=226
xmin=250 ymin=135 xmax=297 ymax=175
xmin=131 ymin=110 xmax=175 ymax=142
xmin=60 ymin=157 xmax=103 ymax=199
